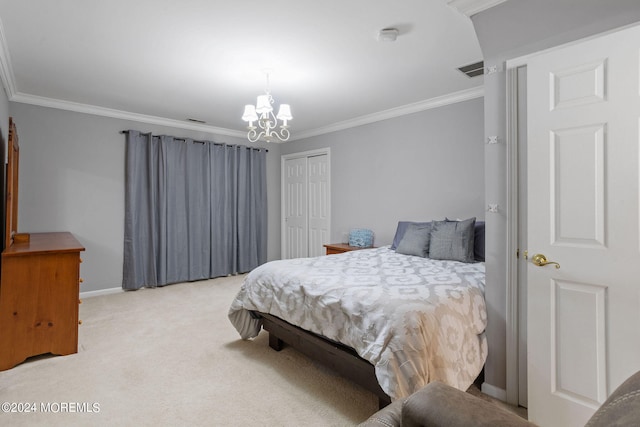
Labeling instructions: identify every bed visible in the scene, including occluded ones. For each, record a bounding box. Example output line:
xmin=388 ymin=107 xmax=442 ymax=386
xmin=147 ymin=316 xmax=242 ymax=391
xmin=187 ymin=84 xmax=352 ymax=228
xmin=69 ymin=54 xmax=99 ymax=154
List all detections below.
xmin=228 ymin=218 xmax=487 ymax=407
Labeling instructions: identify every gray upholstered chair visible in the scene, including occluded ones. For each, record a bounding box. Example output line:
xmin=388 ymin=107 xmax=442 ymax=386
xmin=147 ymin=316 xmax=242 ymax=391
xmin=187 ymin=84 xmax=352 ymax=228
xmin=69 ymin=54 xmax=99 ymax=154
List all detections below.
xmin=359 ymin=370 xmax=640 ymax=427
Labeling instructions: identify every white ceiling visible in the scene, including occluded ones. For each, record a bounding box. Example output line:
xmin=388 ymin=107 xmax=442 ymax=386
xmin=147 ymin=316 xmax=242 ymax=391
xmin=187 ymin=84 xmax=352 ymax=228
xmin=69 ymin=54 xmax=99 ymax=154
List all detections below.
xmin=0 ymin=0 xmax=486 ymax=141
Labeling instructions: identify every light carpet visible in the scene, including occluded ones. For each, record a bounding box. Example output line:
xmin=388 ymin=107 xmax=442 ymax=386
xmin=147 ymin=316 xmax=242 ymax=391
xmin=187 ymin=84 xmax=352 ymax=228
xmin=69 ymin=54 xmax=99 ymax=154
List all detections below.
xmin=0 ymin=274 xmax=379 ymax=426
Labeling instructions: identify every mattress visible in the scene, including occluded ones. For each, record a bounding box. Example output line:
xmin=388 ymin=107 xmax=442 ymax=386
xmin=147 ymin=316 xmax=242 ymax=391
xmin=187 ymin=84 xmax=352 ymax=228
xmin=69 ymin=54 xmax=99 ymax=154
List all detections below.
xmin=228 ymin=246 xmax=487 ymax=400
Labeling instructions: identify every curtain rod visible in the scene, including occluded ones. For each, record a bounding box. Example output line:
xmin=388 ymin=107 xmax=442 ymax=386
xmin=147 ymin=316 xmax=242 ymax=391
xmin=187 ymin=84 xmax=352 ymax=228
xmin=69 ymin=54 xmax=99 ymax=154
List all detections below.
xmin=119 ymin=130 xmax=268 ymax=152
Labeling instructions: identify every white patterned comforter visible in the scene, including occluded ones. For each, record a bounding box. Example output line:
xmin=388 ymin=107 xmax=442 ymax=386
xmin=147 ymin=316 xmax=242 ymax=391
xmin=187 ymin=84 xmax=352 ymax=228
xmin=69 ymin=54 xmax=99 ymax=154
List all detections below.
xmin=228 ymin=246 xmax=487 ymax=400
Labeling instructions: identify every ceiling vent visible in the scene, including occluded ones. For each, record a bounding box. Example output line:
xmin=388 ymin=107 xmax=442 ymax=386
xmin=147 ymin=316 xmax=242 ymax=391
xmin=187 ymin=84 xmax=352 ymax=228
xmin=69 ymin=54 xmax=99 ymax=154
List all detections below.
xmin=457 ymin=61 xmax=484 ymax=78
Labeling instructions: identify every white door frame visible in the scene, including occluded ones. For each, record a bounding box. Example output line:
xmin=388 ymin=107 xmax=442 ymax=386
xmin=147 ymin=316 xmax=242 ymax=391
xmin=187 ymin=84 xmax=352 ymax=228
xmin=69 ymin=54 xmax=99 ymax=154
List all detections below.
xmin=505 ymin=63 xmax=523 ymax=407
xmin=281 ymin=148 xmax=331 ymax=259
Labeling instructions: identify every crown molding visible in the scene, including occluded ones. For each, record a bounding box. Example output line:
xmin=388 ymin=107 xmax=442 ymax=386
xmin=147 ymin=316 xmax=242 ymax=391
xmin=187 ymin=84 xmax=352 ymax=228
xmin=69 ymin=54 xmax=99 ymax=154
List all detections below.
xmin=0 ymin=16 xmax=17 ymax=99
xmin=1 ymin=10 xmax=482 ymax=143
xmin=10 ymin=92 xmax=247 ymax=138
xmin=290 ymin=86 xmax=484 ymax=141
xmin=0 ymin=18 xmax=246 ymax=139
xmin=446 ymin=0 xmax=509 ymax=17
xmin=9 ymin=86 xmax=483 ymax=144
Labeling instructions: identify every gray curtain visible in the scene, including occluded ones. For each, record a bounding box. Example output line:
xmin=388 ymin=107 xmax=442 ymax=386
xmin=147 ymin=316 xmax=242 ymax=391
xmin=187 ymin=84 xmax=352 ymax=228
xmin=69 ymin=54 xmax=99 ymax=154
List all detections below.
xmin=123 ymin=130 xmax=267 ymax=290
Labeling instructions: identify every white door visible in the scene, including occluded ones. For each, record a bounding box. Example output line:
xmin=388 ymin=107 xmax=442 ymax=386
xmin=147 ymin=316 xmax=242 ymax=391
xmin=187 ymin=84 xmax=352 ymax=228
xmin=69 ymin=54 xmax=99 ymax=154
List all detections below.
xmin=282 ymin=150 xmax=330 ymax=259
xmin=283 ymin=157 xmax=308 ymax=259
xmin=308 ymin=154 xmax=330 ymax=257
xmin=526 ymin=24 xmax=640 ymax=427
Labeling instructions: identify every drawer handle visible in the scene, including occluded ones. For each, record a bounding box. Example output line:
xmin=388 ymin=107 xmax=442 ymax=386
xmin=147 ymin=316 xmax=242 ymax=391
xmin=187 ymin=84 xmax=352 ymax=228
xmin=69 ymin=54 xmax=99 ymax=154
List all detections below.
xmin=79 ymin=278 xmax=84 ymax=284
xmin=78 ymin=299 xmax=82 ymax=304
xmin=79 ymin=258 xmax=83 ymax=263
xmin=78 ymin=320 xmax=82 ymax=325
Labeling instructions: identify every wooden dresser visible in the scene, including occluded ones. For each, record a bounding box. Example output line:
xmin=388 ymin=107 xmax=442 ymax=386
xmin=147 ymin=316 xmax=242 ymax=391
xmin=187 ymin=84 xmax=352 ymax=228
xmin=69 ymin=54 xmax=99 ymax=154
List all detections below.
xmin=0 ymin=232 xmax=85 ymax=371
xmin=0 ymin=119 xmax=85 ymax=371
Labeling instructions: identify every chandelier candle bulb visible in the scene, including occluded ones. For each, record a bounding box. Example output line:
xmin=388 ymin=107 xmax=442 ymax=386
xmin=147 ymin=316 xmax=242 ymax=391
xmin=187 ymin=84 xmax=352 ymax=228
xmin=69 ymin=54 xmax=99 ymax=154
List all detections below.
xmin=255 ymin=95 xmax=273 ymax=114
xmin=242 ymin=105 xmax=258 ymax=124
xmin=277 ymin=104 xmax=292 ymax=125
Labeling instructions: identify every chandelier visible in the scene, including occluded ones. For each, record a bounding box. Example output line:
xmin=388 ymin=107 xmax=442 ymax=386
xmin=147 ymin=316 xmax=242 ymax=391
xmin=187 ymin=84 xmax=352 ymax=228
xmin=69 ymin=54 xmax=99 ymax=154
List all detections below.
xmin=242 ymin=72 xmax=292 ymax=142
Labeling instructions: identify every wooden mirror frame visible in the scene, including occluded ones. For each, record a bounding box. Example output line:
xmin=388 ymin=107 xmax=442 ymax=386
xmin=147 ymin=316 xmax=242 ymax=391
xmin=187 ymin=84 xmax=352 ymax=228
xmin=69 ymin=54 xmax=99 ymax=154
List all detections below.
xmin=5 ymin=117 xmax=19 ymax=249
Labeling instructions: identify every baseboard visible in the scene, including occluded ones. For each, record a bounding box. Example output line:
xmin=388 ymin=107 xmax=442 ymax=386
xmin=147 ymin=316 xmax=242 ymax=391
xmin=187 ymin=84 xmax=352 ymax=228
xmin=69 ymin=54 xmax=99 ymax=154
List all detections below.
xmin=481 ymin=382 xmax=507 ymax=402
xmin=80 ymin=287 xmax=123 ymax=298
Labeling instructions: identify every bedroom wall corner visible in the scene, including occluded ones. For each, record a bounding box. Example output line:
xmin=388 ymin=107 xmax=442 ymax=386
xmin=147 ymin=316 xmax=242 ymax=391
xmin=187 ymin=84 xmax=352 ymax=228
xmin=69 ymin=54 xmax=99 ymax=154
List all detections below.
xmin=480 ymin=54 xmax=509 ymax=399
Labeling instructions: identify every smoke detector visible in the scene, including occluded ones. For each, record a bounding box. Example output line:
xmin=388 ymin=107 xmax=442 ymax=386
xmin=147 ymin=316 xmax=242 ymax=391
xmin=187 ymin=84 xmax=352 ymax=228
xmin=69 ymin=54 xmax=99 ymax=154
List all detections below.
xmin=377 ymin=28 xmax=399 ymax=42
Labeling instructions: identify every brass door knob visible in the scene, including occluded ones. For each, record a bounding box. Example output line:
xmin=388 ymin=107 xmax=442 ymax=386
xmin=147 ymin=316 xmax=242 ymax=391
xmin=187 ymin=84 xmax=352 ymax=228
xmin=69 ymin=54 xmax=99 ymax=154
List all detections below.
xmin=531 ymin=253 xmax=560 ymax=269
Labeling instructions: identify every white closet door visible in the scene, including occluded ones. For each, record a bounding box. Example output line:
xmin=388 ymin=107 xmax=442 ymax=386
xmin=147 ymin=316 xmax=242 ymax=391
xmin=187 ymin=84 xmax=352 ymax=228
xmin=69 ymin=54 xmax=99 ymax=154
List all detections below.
xmin=308 ymin=154 xmax=329 ymax=257
xmin=283 ymin=157 xmax=308 ymax=259
xmin=282 ymin=151 xmax=330 ymax=259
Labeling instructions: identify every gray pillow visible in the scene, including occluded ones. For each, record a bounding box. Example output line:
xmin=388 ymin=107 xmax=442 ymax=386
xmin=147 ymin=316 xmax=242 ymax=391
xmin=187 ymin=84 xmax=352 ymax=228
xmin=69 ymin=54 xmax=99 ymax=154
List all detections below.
xmin=474 ymin=221 xmax=485 ymax=261
xmin=429 ymin=217 xmax=476 ymax=262
xmin=391 ymin=221 xmax=431 ymax=250
xmin=396 ymin=223 xmax=432 ymax=257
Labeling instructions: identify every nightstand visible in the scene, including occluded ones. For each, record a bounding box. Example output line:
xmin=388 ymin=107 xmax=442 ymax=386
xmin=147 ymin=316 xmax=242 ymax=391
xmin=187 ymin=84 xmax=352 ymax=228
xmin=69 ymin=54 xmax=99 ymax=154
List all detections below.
xmin=323 ymin=243 xmax=374 ymax=255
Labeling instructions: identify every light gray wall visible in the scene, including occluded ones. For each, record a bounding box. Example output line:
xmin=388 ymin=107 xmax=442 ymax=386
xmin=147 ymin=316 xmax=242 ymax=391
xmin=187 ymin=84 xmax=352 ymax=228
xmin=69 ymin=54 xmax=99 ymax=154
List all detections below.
xmin=9 ymin=103 xmax=282 ymax=292
xmin=7 ymin=97 xmax=483 ymax=298
xmin=471 ymin=0 xmax=640 ymax=393
xmin=281 ymin=97 xmax=485 ymax=247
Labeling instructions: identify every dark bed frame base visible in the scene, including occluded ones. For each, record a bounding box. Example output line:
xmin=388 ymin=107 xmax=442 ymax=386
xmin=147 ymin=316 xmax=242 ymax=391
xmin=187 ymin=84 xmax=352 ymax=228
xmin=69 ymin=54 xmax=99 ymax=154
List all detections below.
xmin=257 ymin=312 xmax=392 ymax=409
